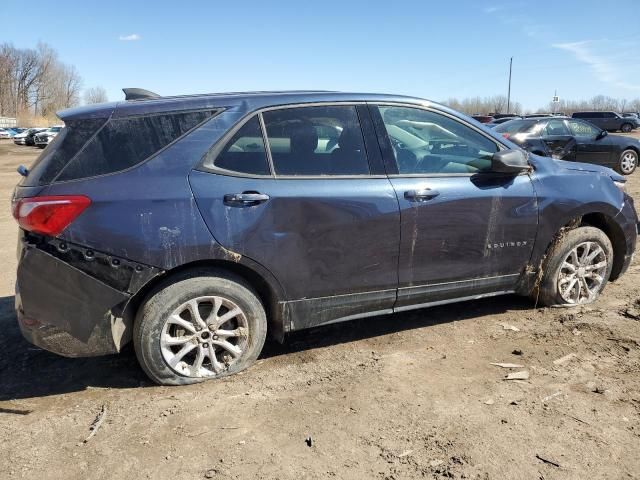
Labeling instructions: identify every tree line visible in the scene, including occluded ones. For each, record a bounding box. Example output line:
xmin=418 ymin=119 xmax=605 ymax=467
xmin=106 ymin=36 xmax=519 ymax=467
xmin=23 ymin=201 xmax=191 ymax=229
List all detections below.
xmin=443 ymin=94 xmax=640 ymax=116
xmin=0 ymin=42 xmax=108 ymax=124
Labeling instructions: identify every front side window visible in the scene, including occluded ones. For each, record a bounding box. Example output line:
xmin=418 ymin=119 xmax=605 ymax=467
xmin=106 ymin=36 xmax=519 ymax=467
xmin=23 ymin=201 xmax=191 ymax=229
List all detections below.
xmin=378 ymin=106 xmax=499 ymax=174
xmin=262 ymin=105 xmax=370 ymax=176
xmin=567 ymin=119 xmax=599 ymax=137
xmin=544 ymin=119 xmax=570 ymax=136
xmin=213 ymin=115 xmax=270 ymax=175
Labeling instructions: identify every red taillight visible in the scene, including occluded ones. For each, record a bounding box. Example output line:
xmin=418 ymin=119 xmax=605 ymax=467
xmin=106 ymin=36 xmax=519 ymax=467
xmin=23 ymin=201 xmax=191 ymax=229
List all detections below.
xmin=12 ymin=195 xmax=91 ymax=236
xmin=502 ymin=133 xmax=511 ymax=139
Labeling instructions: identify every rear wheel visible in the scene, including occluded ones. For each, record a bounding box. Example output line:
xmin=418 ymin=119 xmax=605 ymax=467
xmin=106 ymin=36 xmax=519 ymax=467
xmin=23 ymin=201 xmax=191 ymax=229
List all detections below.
xmin=618 ymin=149 xmax=638 ymax=175
xmin=537 ymin=227 xmax=613 ymax=306
xmin=621 ymin=123 xmax=633 ymax=133
xmin=134 ymin=272 xmax=267 ymax=385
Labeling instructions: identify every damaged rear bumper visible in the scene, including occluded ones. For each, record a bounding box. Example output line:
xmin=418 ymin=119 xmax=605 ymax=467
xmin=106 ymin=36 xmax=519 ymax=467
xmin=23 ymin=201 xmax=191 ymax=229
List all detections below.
xmin=16 ymin=236 xmax=160 ymax=357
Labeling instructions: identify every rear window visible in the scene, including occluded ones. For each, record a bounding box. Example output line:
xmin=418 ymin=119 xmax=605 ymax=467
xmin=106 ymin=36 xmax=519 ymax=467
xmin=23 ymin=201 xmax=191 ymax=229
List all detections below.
xmin=24 ymin=110 xmax=216 ymax=185
xmin=494 ymin=119 xmax=537 ymax=134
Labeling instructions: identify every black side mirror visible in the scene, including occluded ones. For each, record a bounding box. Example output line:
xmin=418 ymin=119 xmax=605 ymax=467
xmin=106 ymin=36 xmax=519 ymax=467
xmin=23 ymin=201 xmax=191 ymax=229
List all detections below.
xmin=491 ymin=149 xmax=530 ymax=173
xmin=596 ymin=130 xmax=608 ymax=140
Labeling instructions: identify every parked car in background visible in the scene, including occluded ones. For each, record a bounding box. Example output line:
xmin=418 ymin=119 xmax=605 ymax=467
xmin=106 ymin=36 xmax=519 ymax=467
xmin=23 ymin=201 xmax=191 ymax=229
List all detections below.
xmin=495 ymin=117 xmax=640 ymax=174
xmin=471 ymin=115 xmax=494 ymax=123
xmin=14 ymin=128 xmax=45 ymax=146
xmin=523 ymin=113 xmax=554 ymax=118
xmin=572 ymin=111 xmax=638 ymax=133
xmin=25 ymin=128 xmax=47 ymax=146
xmin=12 ymin=89 xmax=637 ymax=385
xmin=622 ymin=113 xmax=639 ymax=121
xmin=34 ymin=126 xmax=63 ymax=148
xmin=491 ymin=113 xmax=519 ymax=120
xmin=486 ymin=116 xmax=522 ymax=128
xmin=0 ymin=128 xmax=17 ymax=138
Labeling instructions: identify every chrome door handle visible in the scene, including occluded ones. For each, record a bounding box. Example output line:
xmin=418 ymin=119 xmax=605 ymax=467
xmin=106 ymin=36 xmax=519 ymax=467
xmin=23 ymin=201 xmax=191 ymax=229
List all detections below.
xmin=404 ymin=189 xmax=440 ymax=202
xmin=224 ymin=192 xmax=270 ymax=206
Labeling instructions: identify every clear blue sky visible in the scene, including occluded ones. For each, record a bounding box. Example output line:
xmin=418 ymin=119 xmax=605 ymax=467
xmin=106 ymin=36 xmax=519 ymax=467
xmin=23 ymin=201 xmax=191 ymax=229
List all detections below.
xmin=1 ymin=0 xmax=639 ymax=110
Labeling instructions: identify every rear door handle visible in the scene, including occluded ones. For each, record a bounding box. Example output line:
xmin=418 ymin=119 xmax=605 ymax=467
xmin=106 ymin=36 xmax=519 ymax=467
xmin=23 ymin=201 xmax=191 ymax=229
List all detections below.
xmin=404 ymin=189 xmax=440 ymax=202
xmin=224 ymin=192 xmax=270 ymax=206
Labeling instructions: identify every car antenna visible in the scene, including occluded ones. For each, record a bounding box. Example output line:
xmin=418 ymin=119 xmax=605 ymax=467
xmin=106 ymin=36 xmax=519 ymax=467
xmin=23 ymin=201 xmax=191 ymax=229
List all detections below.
xmin=122 ymin=88 xmax=160 ymax=100
xmin=17 ymin=165 xmax=29 ymax=177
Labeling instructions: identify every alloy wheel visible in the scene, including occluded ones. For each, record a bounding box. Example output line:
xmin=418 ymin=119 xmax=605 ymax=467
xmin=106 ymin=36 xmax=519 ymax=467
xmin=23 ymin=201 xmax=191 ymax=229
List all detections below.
xmin=557 ymin=241 xmax=608 ymax=304
xmin=160 ymin=296 xmax=249 ymax=378
xmin=620 ymin=151 xmax=637 ymax=174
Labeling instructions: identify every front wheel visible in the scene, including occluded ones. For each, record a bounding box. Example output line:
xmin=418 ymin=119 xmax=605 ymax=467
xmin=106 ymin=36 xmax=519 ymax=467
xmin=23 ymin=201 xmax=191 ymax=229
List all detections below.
xmin=618 ymin=149 xmax=638 ymax=175
xmin=134 ymin=272 xmax=267 ymax=385
xmin=621 ymin=123 xmax=633 ymax=133
xmin=536 ymin=227 xmax=613 ymax=306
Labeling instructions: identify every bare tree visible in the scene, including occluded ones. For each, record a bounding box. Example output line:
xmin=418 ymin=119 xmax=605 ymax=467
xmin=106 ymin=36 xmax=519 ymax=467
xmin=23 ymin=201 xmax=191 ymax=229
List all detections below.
xmin=84 ymin=86 xmax=108 ymax=104
xmin=0 ymin=41 xmax=83 ymax=119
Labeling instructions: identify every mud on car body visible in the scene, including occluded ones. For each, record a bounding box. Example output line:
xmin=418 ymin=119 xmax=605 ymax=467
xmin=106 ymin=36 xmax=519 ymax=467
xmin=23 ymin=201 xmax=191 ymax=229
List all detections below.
xmin=13 ymin=89 xmax=638 ymax=385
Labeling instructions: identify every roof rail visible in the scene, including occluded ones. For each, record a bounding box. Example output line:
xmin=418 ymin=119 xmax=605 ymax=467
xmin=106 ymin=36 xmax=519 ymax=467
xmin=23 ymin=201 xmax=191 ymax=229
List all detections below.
xmin=122 ymin=88 xmax=160 ymax=101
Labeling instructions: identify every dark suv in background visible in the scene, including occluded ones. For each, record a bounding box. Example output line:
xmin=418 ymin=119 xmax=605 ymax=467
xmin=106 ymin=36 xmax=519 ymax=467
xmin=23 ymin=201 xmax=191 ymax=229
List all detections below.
xmin=12 ymin=89 xmax=638 ymax=385
xmin=572 ymin=111 xmax=638 ymax=133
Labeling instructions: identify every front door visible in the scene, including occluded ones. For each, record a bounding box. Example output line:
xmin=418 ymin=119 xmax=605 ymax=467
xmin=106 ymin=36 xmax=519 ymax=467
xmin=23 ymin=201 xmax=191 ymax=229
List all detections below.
xmin=190 ymin=105 xmax=401 ymax=329
xmin=369 ymin=105 xmax=538 ymax=309
xmin=566 ymin=119 xmax=614 ymax=167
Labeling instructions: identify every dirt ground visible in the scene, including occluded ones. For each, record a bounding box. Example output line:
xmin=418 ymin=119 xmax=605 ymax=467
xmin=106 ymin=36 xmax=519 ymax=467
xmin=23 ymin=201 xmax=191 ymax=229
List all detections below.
xmin=1 ymin=135 xmax=640 ymax=480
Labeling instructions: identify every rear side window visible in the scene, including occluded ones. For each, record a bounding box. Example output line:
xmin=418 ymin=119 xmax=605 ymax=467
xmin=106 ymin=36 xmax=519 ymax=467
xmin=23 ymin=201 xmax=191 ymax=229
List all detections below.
xmin=212 ymin=116 xmax=270 ymax=175
xmin=25 ymin=118 xmax=108 ymax=186
xmin=57 ymin=110 xmax=215 ymax=182
xmin=543 ymin=119 xmax=570 ymax=136
xmin=493 ymin=119 xmax=537 ymax=134
xmin=262 ymin=105 xmax=370 ymax=176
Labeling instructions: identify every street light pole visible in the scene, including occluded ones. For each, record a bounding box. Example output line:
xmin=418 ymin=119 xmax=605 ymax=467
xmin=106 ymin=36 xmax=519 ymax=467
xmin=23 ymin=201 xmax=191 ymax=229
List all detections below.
xmin=507 ymin=57 xmax=513 ymax=114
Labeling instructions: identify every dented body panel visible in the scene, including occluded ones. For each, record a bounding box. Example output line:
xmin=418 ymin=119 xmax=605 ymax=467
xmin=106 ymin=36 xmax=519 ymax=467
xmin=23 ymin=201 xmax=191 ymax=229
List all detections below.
xmin=526 ymin=156 xmax=636 ymax=276
xmin=387 ymin=173 xmax=537 ymax=307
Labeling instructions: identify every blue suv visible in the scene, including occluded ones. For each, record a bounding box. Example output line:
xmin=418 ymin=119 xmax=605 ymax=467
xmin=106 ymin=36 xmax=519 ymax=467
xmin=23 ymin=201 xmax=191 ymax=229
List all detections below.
xmin=12 ymin=89 xmax=638 ymax=385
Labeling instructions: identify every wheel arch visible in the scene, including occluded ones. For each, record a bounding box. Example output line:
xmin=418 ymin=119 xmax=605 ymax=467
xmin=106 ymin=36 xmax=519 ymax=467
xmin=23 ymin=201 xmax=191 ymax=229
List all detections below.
xmin=521 ymin=209 xmax=627 ymax=296
xmin=124 ymin=258 xmax=287 ymax=344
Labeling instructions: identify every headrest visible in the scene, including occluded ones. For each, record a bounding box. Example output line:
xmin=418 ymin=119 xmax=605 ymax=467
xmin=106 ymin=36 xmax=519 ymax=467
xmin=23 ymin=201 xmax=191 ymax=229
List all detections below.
xmin=289 ymin=122 xmax=318 ymax=154
xmin=337 ymin=127 xmax=362 ymax=152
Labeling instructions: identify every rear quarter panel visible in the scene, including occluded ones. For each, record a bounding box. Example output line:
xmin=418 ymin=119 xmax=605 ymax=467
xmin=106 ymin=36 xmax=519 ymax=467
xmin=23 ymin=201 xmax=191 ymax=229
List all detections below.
xmin=41 ymin=108 xmax=249 ymax=269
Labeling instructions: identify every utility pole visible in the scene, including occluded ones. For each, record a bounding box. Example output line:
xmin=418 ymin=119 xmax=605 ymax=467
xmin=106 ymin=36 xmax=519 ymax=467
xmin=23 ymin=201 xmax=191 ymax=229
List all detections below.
xmin=507 ymin=57 xmax=513 ymax=113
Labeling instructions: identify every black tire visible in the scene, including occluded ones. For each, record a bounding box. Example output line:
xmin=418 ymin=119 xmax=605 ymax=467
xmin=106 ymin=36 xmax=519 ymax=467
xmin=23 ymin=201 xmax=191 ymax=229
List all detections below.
xmin=134 ymin=270 xmax=267 ymax=385
xmin=621 ymin=123 xmax=633 ymax=133
xmin=618 ymin=149 xmax=638 ymax=175
xmin=536 ymin=226 xmax=613 ymax=307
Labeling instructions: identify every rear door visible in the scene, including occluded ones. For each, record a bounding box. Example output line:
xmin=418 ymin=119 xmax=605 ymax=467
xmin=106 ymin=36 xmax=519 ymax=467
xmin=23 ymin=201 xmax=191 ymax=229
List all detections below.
xmin=540 ymin=119 xmax=575 ymax=159
xmin=602 ymin=112 xmax=619 ymax=131
xmin=566 ymin=119 xmax=614 ymax=167
xmin=190 ymin=105 xmax=401 ymax=329
xmin=369 ymin=105 xmax=537 ymax=309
